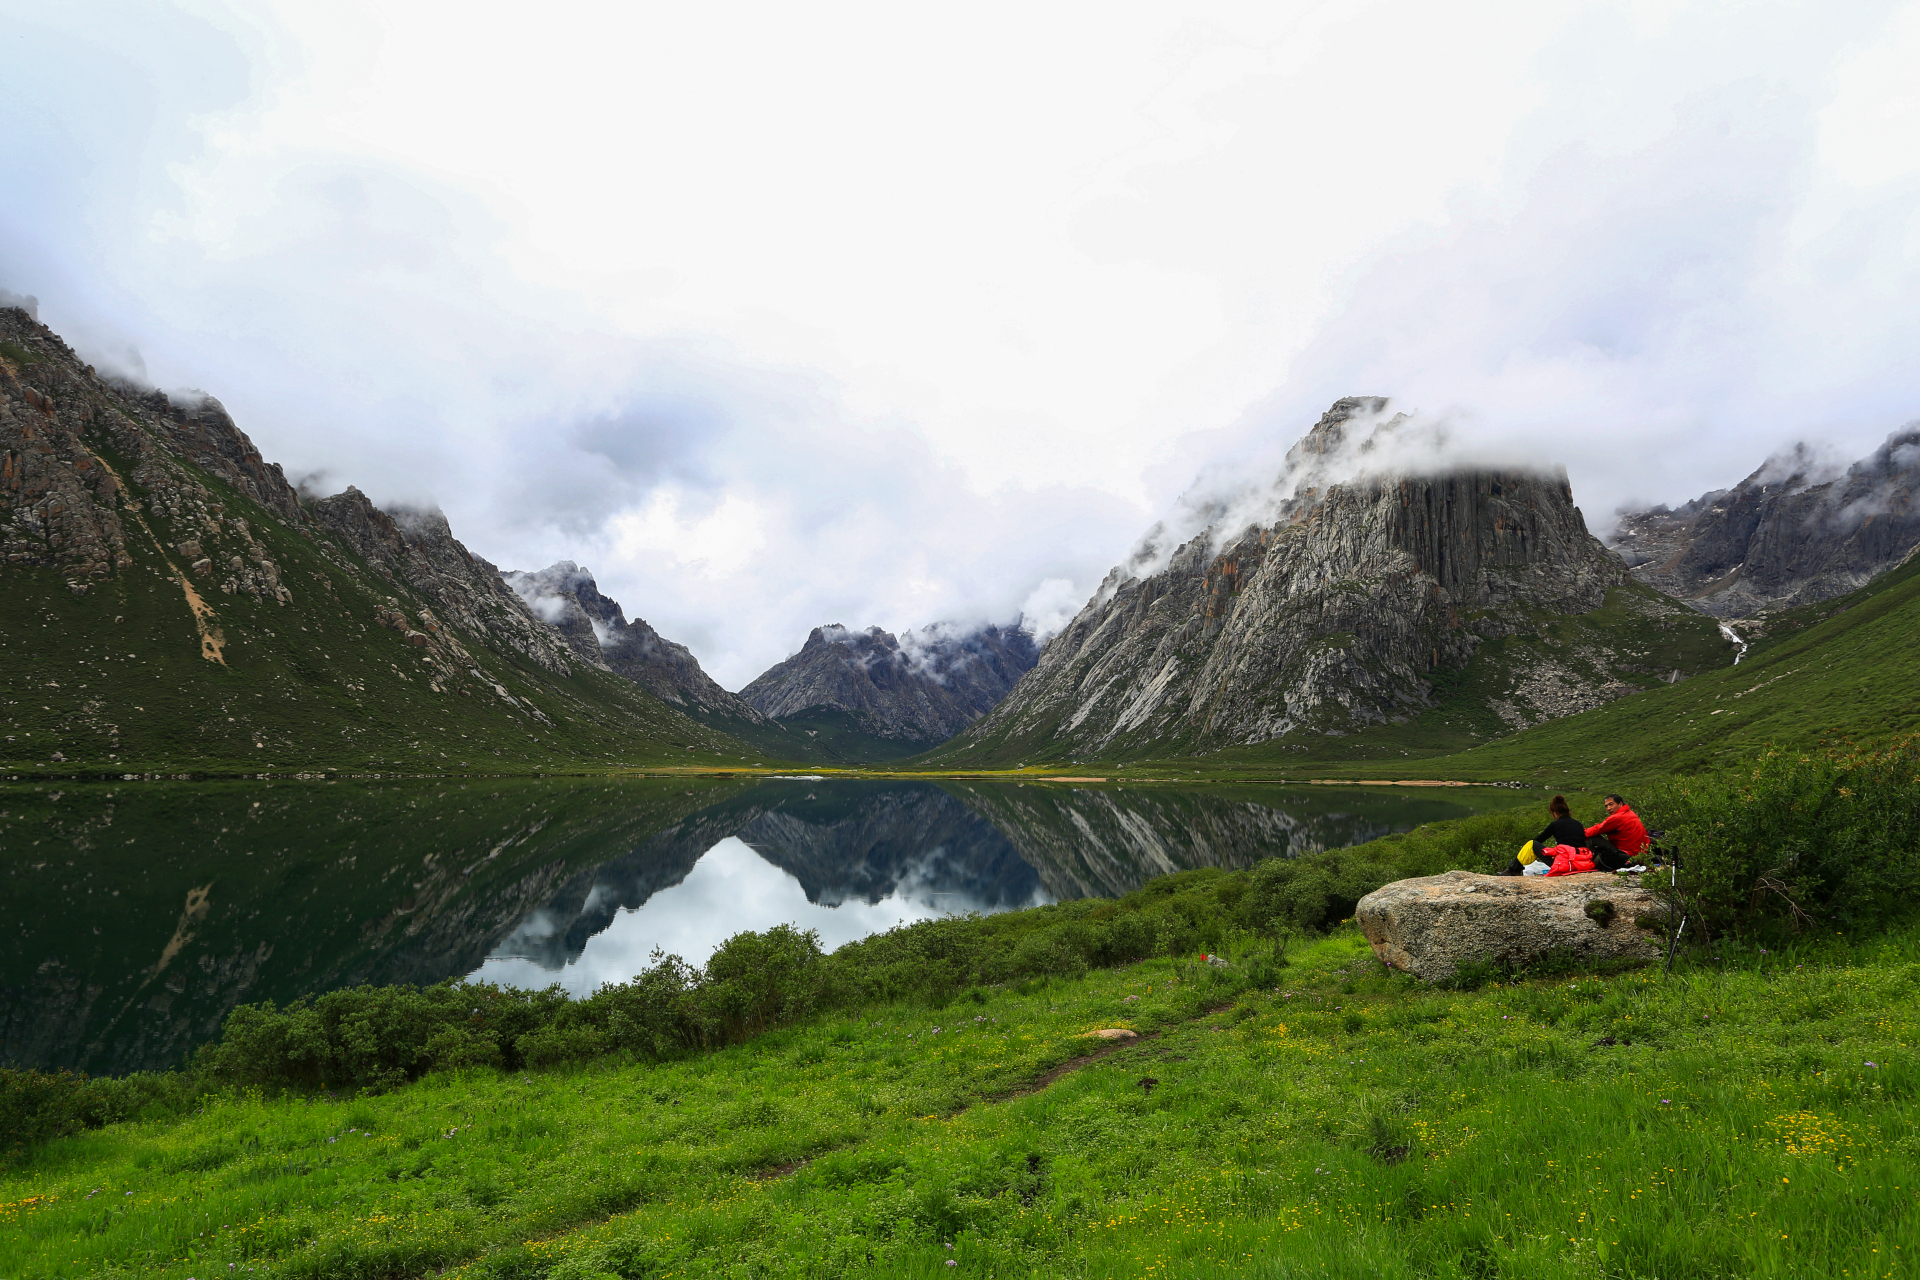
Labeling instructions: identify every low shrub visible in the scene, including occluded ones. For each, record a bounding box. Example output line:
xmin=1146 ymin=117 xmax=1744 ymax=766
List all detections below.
xmin=1 ymin=1067 xmax=197 ymax=1157
xmin=1236 ymin=808 xmax=1539 ymax=935
xmin=198 ymin=981 xmax=572 ymax=1091
xmin=1644 ymin=736 xmax=1920 ymax=939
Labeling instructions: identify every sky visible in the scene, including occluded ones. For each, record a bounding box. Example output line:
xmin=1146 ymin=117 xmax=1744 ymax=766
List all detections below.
xmin=5 ymin=1 xmax=1920 ymax=687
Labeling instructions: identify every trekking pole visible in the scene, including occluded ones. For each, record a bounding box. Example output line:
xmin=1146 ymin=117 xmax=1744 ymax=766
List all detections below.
xmin=1661 ymin=840 xmax=1685 ymax=977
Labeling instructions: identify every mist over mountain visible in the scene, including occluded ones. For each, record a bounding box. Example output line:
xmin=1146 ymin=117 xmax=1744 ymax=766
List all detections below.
xmin=501 ymin=560 xmax=770 ymax=732
xmin=1609 ymin=428 xmax=1920 ymax=619
xmin=0 ymin=302 xmax=758 ymax=775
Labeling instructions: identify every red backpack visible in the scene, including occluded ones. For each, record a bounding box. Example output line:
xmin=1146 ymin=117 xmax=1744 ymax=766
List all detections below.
xmin=1544 ymin=844 xmax=1594 ymax=876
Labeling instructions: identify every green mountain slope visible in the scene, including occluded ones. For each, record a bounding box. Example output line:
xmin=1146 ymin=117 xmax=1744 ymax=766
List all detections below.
xmin=759 ymin=707 xmax=940 ymax=765
xmin=0 ymin=306 xmax=778 ymax=777
xmin=1196 ymin=549 xmax=1920 ymax=784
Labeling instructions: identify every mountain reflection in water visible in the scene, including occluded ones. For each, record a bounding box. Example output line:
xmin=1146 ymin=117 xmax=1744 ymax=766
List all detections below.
xmin=474 ymin=784 xmax=1052 ymax=993
xmin=2 ymin=777 xmax=1509 ymax=1073
xmin=469 ymin=779 xmax=1478 ymax=994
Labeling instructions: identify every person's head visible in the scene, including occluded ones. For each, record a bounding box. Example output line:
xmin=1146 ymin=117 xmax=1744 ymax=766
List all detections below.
xmin=1604 ymin=794 xmax=1625 ymax=813
xmin=1548 ymin=795 xmax=1570 ymax=819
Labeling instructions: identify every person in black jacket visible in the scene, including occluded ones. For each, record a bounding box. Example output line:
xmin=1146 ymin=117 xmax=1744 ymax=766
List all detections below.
xmin=1498 ymin=796 xmax=1587 ymax=875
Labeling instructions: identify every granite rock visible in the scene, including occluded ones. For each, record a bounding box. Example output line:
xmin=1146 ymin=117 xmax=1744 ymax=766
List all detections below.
xmin=1356 ymin=869 xmax=1662 ymax=981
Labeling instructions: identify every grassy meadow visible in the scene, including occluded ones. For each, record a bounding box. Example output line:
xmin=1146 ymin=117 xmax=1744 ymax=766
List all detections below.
xmin=3 ymin=922 xmax=1914 ymax=1279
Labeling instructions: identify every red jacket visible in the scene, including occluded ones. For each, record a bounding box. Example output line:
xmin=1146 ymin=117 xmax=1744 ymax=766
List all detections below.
xmin=1586 ymin=804 xmax=1649 ymax=855
xmin=1545 ymin=844 xmax=1594 ymax=876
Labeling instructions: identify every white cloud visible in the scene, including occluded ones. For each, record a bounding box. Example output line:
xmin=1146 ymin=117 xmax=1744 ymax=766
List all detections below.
xmin=608 ymin=489 xmax=769 ymax=581
xmin=5 ymin=0 xmax=1920 ymax=687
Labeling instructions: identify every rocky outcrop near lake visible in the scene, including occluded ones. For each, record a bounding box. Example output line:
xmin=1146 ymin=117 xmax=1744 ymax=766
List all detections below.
xmin=939 ymin=398 xmax=1723 ymax=763
xmin=741 ymin=621 xmax=1039 ymax=747
xmin=1609 ymin=428 xmax=1920 ymax=618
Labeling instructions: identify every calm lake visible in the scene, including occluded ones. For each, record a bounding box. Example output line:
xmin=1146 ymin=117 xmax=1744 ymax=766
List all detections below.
xmin=2 ymin=776 xmax=1520 ymax=1074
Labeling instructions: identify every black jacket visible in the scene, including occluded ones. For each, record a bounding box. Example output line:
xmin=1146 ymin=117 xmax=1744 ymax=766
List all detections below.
xmin=1535 ymin=816 xmax=1588 ymax=849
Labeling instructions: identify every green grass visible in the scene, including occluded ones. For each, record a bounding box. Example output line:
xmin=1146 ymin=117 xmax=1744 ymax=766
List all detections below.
xmin=756 ymin=707 xmax=937 ymax=766
xmin=5 ymin=926 xmax=1914 ymax=1279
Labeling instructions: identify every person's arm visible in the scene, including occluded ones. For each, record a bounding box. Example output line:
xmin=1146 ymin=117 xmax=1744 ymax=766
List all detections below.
xmin=1585 ymin=811 xmax=1621 ymax=839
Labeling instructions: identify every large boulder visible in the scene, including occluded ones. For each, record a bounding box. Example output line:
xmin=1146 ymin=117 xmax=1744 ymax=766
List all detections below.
xmin=1356 ymin=870 xmax=1662 ymax=981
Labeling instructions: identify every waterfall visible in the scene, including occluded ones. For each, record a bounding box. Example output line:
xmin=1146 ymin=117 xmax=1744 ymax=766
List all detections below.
xmin=1718 ymin=621 xmax=1748 ymax=665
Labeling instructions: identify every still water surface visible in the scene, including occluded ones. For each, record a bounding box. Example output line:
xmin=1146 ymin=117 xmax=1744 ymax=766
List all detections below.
xmin=3 ymin=776 xmax=1518 ymax=1073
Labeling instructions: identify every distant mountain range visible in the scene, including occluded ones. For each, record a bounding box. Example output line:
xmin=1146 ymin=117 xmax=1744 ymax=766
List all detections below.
xmin=500 ymin=561 xmax=1035 ymax=763
xmin=12 ymin=289 xmax=1920 ymax=776
xmin=738 ymin=621 xmax=1038 ymax=758
xmin=1608 ymin=429 xmax=1920 ymax=618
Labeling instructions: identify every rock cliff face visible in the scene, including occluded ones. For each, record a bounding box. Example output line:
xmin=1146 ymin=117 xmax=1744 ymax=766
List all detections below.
xmin=944 ymin=399 xmax=1658 ymax=762
xmin=1609 ymin=429 xmax=1920 ymax=618
xmin=740 ymin=621 xmax=1040 ymax=745
xmin=314 ymin=488 xmax=576 ymax=675
xmin=501 ymin=561 xmax=767 ymax=724
xmin=1 ymin=310 xmax=300 ymax=602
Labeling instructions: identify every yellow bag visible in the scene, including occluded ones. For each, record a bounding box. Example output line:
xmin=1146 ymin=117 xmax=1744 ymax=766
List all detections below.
xmin=1517 ymin=840 xmax=1536 ymax=866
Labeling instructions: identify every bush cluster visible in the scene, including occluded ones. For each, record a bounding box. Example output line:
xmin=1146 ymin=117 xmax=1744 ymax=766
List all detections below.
xmin=0 ymin=1068 xmax=196 ymax=1156
xmin=1645 ymin=735 xmax=1920 ymax=938
xmin=1234 ymin=808 xmax=1540 ymax=934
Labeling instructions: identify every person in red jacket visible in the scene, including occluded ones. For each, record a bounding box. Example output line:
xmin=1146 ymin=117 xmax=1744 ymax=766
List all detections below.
xmin=1586 ymin=795 xmax=1649 ymax=856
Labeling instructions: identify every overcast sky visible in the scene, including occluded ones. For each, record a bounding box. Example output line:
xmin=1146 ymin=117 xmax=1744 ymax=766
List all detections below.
xmin=5 ymin=1 xmax=1920 ymax=687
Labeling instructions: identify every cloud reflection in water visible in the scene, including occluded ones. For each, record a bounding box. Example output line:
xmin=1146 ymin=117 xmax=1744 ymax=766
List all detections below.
xmin=472 ymin=836 xmax=1049 ymax=996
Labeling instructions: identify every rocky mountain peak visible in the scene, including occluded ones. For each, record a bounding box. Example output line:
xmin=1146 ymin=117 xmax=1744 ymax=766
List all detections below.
xmin=1610 ymin=426 xmax=1920 ymax=618
xmin=938 ymin=397 xmax=1699 ymax=763
xmin=742 ymin=619 xmax=1040 ymax=745
xmin=311 ymin=487 xmax=575 ymax=674
xmin=501 ymin=560 xmax=767 ymax=723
